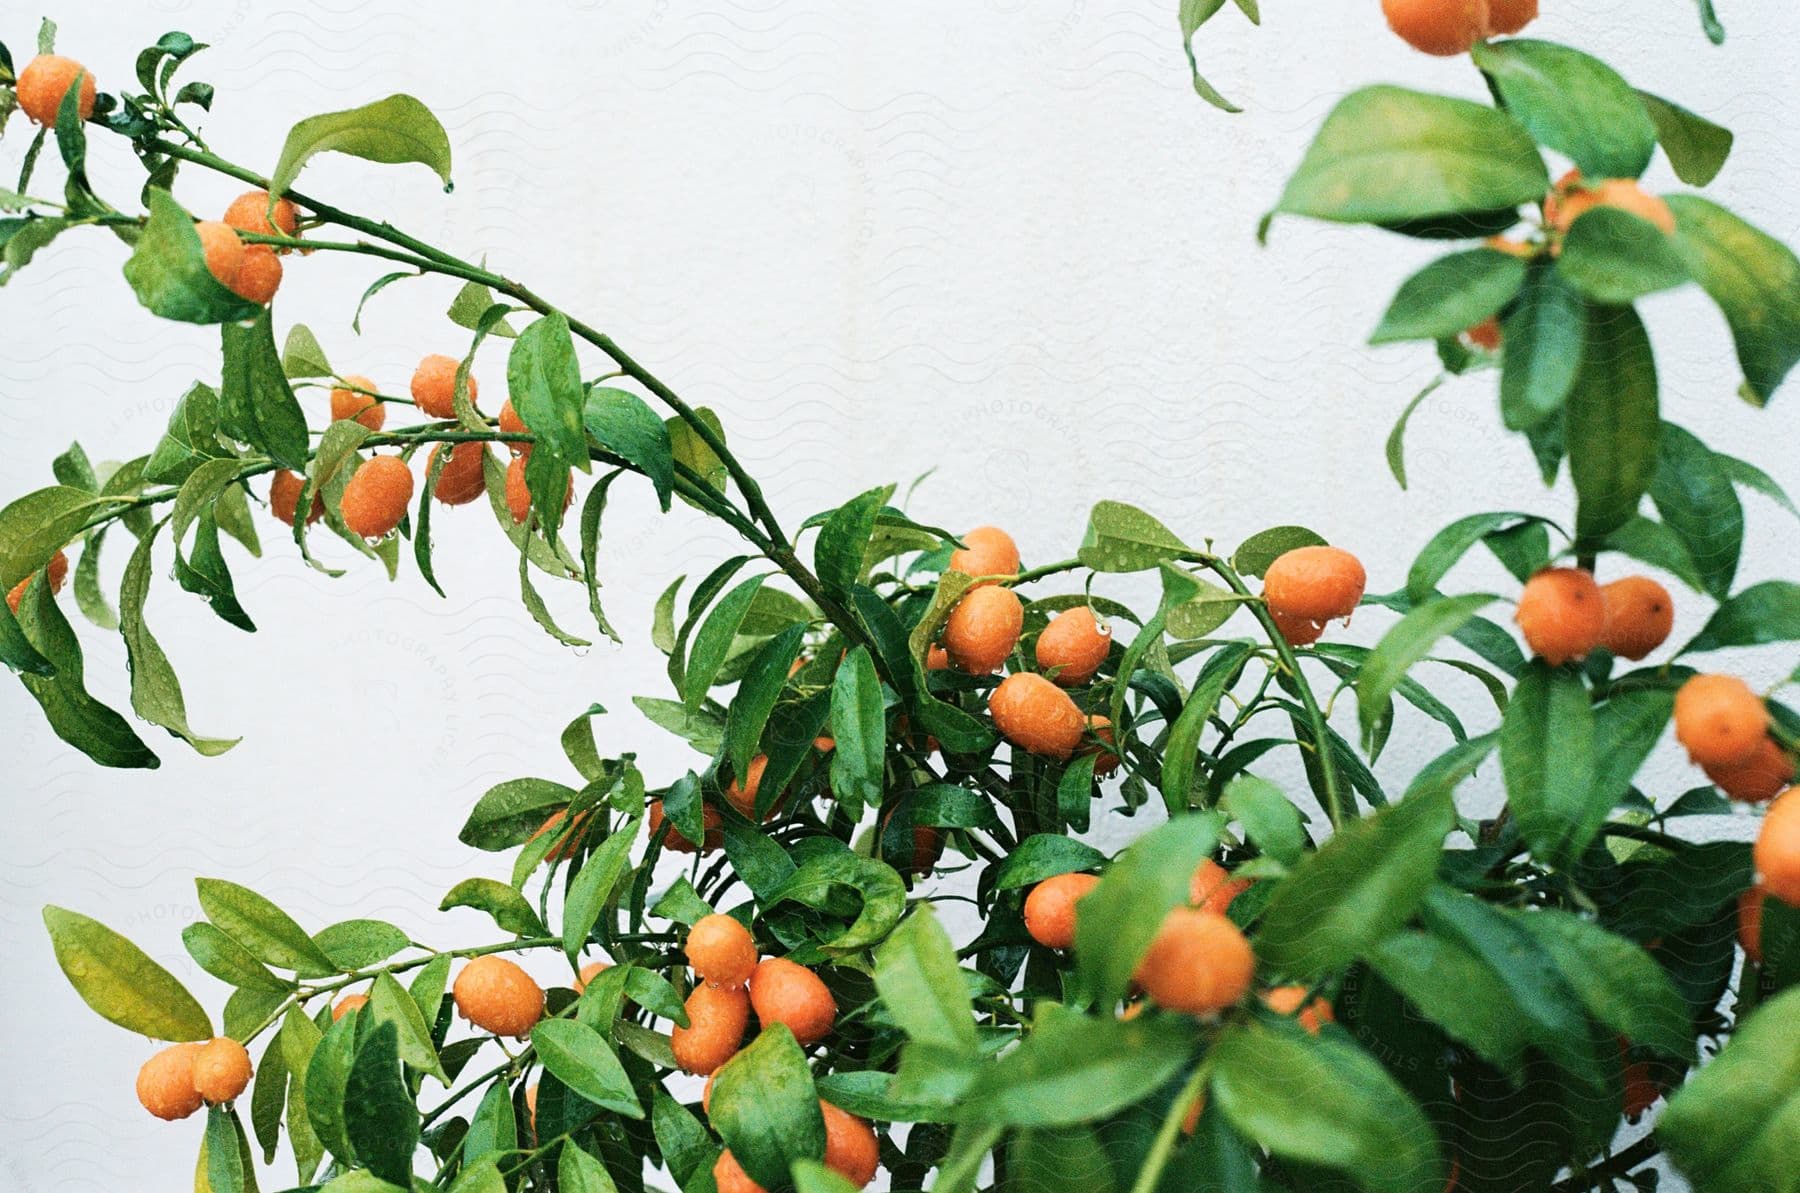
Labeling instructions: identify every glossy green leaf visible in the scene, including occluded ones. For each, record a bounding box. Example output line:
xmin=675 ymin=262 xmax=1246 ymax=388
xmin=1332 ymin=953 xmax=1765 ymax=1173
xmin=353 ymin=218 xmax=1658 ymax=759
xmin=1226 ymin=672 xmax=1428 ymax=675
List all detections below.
xmin=711 ymin=1025 xmax=825 ymax=1188
xmin=304 ymin=1011 xmax=358 ymax=1168
xmin=196 ymin=878 xmax=336 ymax=977
xmin=562 ymin=816 xmax=641 ymax=963
xmin=559 ymin=1140 xmax=620 ymax=1193
xmin=725 ymin=624 xmax=807 ymax=781
xmin=368 ymin=970 xmax=447 ymax=1083
xmin=1568 ymin=304 xmax=1659 ymax=544
xmin=816 ymin=485 xmax=888 ymax=594
xmin=683 ymin=573 xmax=767 ymax=709
xmin=1274 ymin=86 xmax=1546 ymax=228
xmin=1473 ymin=39 xmax=1655 ymax=179
xmin=219 ymin=310 xmax=309 ymax=470
xmin=828 ymin=645 xmax=884 ymax=819
xmin=1219 ymin=774 xmax=1308 ymax=867
xmin=120 ymin=523 xmax=239 ymax=755
xmin=874 ymin=904 xmax=978 ymax=1055
xmin=182 ymin=921 xmax=289 ymax=992
xmin=764 ymin=850 xmax=907 ymax=952
xmin=1161 ymin=643 xmax=1253 ymax=814
xmin=1683 ymin=580 xmax=1800 ymax=653
xmin=0 ymin=484 xmax=126 ymax=588
xmin=1256 ymin=787 xmax=1454 ymax=979
xmin=1357 ymin=594 xmax=1496 ymax=749
xmin=960 ymin=1003 xmax=1194 ymax=1128
xmin=343 ymin=1022 xmax=418 ymax=1186
xmin=584 ymin=386 xmax=673 ymax=510
xmin=1371 ymin=248 xmax=1527 ymax=344
xmin=1516 ymin=909 xmax=1693 ymax=1060
xmin=1500 ymin=259 xmax=1585 ymax=430
xmin=1232 ymin=525 xmax=1325 ymax=578
xmin=992 ymin=835 xmax=1107 ymax=891
xmin=1499 ymin=661 xmax=1598 ymax=866
xmin=1666 ymin=195 xmax=1800 ymax=404
xmin=1558 ymin=207 xmax=1691 ymax=304
xmin=1078 ymin=500 xmax=1189 ymax=573
xmin=269 ymin=93 xmax=452 ymax=196
xmin=438 ymin=878 xmax=548 ymax=939
xmin=280 ymin=324 xmax=332 ymax=378
xmin=1638 ymin=91 xmax=1733 ymax=186
xmin=311 ymin=920 xmax=409 ymax=971
xmin=532 ymin=1019 xmax=642 ymax=1117
xmin=458 ymin=777 xmax=580 ymax=851
xmin=43 ymin=906 xmax=211 ymax=1040
xmin=1660 ymin=986 xmax=1800 ymax=1193
xmin=1367 ymin=931 xmax=1532 ymax=1079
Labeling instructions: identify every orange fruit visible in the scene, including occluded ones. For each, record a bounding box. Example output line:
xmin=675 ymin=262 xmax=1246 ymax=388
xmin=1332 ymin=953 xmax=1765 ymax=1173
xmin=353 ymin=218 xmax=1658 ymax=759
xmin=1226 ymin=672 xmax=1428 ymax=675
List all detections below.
xmin=1485 ymin=0 xmax=1538 ymax=34
xmin=1464 ymin=317 xmax=1502 ymax=352
xmin=229 ymin=245 xmax=282 ymax=303
xmin=194 ymin=221 xmax=245 ymax=289
xmin=135 ymin=1043 xmax=204 ymax=1121
xmin=192 ymin=1037 xmax=253 ymax=1104
xmin=1381 ymin=0 xmax=1488 ymax=56
xmin=948 ymin=526 xmax=1020 ymax=585
xmin=1704 ymin=736 xmax=1795 ymax=804
xmin=926 ymin=644 xmax=950 ymax=671
xmin=713 ymin=1151 xmax=764 ymax=1193
xmin=574 ymin=960 xmax=610 ymax=993
xmin=17 ymin=55 xmax=96 ymax=124
xmin=331 ymin=994 xmax=368 ymax=1021
xmin=748 ymin=957 xmax=837 ymax=1046
xmin=1485 ymin=236 xmax=1537 ymax=259
xmin=1263 ymin=546 xmax=1366 ymax=623
xmin=1260 ymin=986 xmax=1334 ymax=1034
xmin=687 ymin=914 xmax=759 ymax=989
xmin=649 ymin=799 xmax=724 ymax=854
xmin=725 ymin=755 xmax=777 ymax=819
xmin=1754 ymin=787 xmax=1800 ymax=903
xmin=1271 ymin=608 xmax=1325 ymax=647
xmin=943 ymin=585 xmax=1023 ymax=674
xmin=453 ymin=956 xmax=544 ymax=1038
xmin=1189 ymin=858 xmax=1251 ymax=915
xmin=1674 ymin=674 xmax=1769 ymax=768
xmin=339 ymin=455 xmax=414 ymax=538
xmin=671 ymin=982 xmax=749 ymax=1075
xmin=1619 ymin=1038 xmax=1661 ymax=1119
xmin=499 ymin=399 xmax=531 ymax=456
xmin=429 ymin=441 xmax=489 ymax=506
xmin=6 ymin=548 xmax=69 ymax=614
xmin=222 ymin=189 xmax=299 ymax=245
xmin=1023 ymin=872 xmax=1100 ymax=949
xmin=879 ymin=805 xmax=945 ymax=876
xmin=1035 ymin=606 xmax=1112 ymax=686
xmin=822 ymin=1101 xmax=880 ymax=1187
xmin=268 ymin=471 xmax=322 ymax=528
xmin=1133 ymin=908 xmax=1255 ymax=1016
xmin=526 ymin=809 xmax=590 ymax=862
xmin=1547 ymin=170 xmax=1675 ymax=236
xmin=989 ymin=672 xmax=1086 ymax=759
xmin=1083 ymin=715 xmax=1121 ymax=776
xmin=504 ymin=456 xmax=571 ymax=525
xmin=1599 ymin=576 xmax=1673 ymax=661
xmin=1738 ymin=885 xmax=1765 ymax=966
xmin=411 ymin=353 xmax=474 ymax=418
xmin=1514 ymin=567 xmax=1605 ymax=666
xmin=330 ymin=375 xmax=385 ymax=431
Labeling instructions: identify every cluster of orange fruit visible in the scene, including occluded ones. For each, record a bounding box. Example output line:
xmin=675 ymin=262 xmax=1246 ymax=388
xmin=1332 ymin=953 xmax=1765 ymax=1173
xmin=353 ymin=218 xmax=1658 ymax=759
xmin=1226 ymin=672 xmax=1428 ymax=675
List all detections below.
xmin=670 ymin=914 xmax=877 ymax=1191
xmin=266 ymin=356 xmax=554 ymax=539
xmin=133 ymin=1036 xmax=253 ymax=1121
xmin=1380 ymin=0 xmax=1537 ymax=57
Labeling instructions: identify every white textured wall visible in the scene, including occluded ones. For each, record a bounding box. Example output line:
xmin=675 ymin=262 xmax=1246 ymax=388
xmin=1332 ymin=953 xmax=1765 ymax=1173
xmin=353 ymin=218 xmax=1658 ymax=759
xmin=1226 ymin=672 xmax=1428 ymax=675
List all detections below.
xmin=3 ymin=3 xmax=1797 ymax=1189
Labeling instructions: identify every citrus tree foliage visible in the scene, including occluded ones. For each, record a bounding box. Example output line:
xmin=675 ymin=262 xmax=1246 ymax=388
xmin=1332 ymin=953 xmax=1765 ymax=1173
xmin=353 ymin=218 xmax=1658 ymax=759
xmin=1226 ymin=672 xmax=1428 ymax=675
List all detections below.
xmin=5 ymin=13 xmax=1800 ymax=1193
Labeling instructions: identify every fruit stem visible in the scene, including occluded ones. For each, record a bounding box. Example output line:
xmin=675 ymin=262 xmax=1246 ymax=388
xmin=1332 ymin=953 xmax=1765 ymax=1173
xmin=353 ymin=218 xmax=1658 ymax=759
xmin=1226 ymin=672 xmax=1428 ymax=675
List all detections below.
xmin=1192 ymin=553 xmax=1350 ymax=828
xmin=1128 ymin=1061 xmax=1210 ymax=1193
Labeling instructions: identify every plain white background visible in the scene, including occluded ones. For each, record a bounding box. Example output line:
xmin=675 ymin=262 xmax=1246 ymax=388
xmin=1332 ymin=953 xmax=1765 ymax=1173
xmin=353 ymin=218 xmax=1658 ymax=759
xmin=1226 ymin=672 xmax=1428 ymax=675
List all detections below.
xmin=4 ymin=3 xmax=1797 ymax=1189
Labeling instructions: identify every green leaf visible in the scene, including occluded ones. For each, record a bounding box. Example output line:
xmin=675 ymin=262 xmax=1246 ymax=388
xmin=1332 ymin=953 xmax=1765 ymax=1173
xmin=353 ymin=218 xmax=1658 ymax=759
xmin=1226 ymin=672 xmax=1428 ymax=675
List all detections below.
xmin=1220 ymin=775 xmax=1308 ymax=867
xmin=1074 ymin=814 xmax=1224 ymax=1008
xmin=1637 ymin=91 xmax=1733 ymax=187
xmin=1499 ymin=661 xmax=1598 ymax=867
xmin=562 ymin=817 xmax=641 ymax=963
xmin=343 ymin=1022 xmax=418 ymax=1186
xmin=532 ymin=1019 xmax=642 ymax=1118
xmin=682 ymin=573 xmax=767 ymax=708
xmin=1077 ymin=500 xmax=1189 ymax=573
xmin=1501 ymin=260 xmax=1585 ymax=430
xmin=509 ymin=314 xmax=590 ymax=487
xmin=1683 ymin=580 xmax=1800 ymax=653
xmin=584 ymin=387 xmax=673 ymax=511
xmin=792 ymin=1160 xmax=861 ymax=1193
xmin=182 ymin=921 xmax=289 ymax=992
xmin=460 ymin=1080 xmax=516 ymax=1170
xmin=1666 ymin=195 xmax=1800 ymax=404
xmin=121 ymin=190 xmax=263 ymax=324
xmin=816 ymin=485 xmax=889 ymax=594
xmin=1357 ymin=594 xmax=1496 ymax=748
xmin=559 ymin=1140 xmax=620 ymax=1193
xmin=764 ymin=851 xmax=907 ymax=953
xmin=447 ymin=281 xmax=516 ymax=337
xmin=220 ymin=310 xmax=310 ymax=470
xmin=42 ymin=906 xmax=212 ymax=1040
xmin=668 ymin=407 xmax=728 ymax=502
xmin=1178 ymin=0 xmax=1245 ymax=113
xmin=269 ymin=94 xmax=452 ymax=197
xmin=144 ymin=384 xmax=231 ymax=486
xmin=1516 ymin=909 xmax=1693 ymax=1060
xmin=120 ymin=523 xmax=239 ymax=755
xmin=725 ymin=624 xmax=807 ymax=782
xmin=0 ymin=215 xmax=69 ymax=285
xmin=1210 ymin=1022 xmax=1441 ymax=1193
xmin=1602 ymin=516 xmax=1706 ymax=593
xmin=874 ymin=904 xmax=978 ymax=1055
xmin=828 ymin=645 xmax=884 ymax=819
xmin=1372 ymin=248 xmax=1527 ymax=345
xmin=366 ymin=969 xmax=446 ymax=1082
xmin=1256 ymin=787 xmax=1454 ymax=979
xmin=309 ymin=920 xmax=408 ymax=971
xmin=15 ymin=577 xmax=160 ymax=769
xmin=992 ymin=835 xmax=1108 ymax=891
xmin=196 ymin=879 xmax=337 ymax=977
xmin=438 ymin=878 xmax=549 ymax=939
xmin=635 ymin=695 xmax=725 ymax=755
xmin=1568 ymin=303 xmax=1659 ymax=544
xmin=959 ymin=1003 xmax=1194 ymax=1128
xmin=280 ymin=324 xmax=333 ymax=378
xmin=1158 ymin=643 xmax=1251 ymax=814
xmin=1590 ymin=686 xmax=1675 ymax=820
xmin=1660 ymin=987 xmax=1800 ymax=1193
xmin=1232 ymin=525 xmax=1325 ymax=578
xmin=458 ymin=777 xmax=580 ymax=851
xmin=1274 ymin=86 xmax=1546 ymax=229
xmin=1558 ymin=207 xmax=1691 ymax=304
xmin=1472 ymin=40 xmax=1656 ymax=180
xmin=249 ymin=1033 xmax=287 ymax=1164
xmin=0 ymin=484 xmax=127 ymax=588
xmin=712 ymin=1025 xmax=826 ymax=1188
xmin=1366 ymin=931 xmax=1533 ymax=1079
